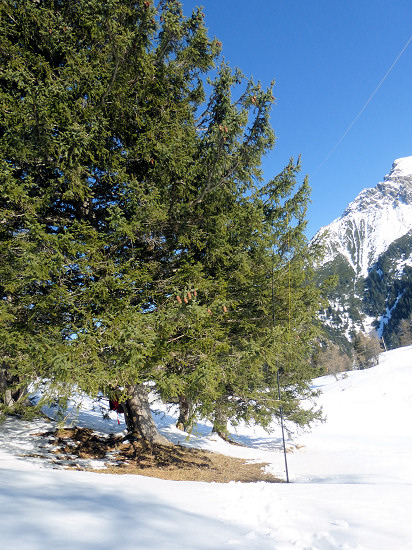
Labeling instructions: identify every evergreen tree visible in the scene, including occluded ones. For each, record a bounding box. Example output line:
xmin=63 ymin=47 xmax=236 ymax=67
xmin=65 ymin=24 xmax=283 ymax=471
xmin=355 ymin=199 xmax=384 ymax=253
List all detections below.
xmin=0 ymin=0 xmax=326 ymax=441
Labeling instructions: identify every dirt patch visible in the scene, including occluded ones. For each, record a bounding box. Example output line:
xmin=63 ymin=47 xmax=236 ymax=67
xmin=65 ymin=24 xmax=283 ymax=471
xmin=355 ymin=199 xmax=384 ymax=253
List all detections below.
xmin=40 ymin=427 xmax=281 ymax=483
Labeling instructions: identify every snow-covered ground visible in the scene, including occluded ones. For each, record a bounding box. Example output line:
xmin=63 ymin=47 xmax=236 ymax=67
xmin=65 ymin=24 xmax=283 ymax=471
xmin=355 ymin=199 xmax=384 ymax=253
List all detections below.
xmin=1 ymin=346 xmax=412 ymax=549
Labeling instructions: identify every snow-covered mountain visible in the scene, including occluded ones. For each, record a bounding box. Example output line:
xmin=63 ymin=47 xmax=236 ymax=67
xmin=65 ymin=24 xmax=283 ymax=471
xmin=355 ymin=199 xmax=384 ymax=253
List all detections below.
xmin=317 ymin=156 xmax=412 ymax=278
xmin=314 ymin=156 xmax=412 ymax=350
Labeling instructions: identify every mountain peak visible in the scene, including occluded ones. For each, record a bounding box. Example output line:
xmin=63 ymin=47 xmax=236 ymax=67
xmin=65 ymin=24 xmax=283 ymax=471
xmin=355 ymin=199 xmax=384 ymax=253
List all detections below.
xmin=385 ymin=156 xmax=412 ymax=180
xmin=316 ymin=157 xmax=412 ymax=278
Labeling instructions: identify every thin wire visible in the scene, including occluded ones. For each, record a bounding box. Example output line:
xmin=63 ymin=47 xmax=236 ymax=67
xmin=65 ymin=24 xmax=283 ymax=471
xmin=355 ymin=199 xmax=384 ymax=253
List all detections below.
xmin=315 ymin=35 xmax=412 ymax=174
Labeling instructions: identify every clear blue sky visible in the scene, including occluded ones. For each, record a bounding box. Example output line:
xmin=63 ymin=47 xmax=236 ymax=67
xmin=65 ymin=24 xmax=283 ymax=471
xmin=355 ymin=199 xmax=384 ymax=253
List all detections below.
xmin=182 ymin=0 xmax=412 ymax=238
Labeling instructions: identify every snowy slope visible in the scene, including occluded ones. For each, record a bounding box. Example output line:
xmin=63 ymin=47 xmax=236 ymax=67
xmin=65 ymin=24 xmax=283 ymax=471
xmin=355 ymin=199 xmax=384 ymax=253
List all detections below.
xmin=317 ymin=156 xmax=412 ymax=278
xmin=1 ymin=346 xmax=412 ymax=549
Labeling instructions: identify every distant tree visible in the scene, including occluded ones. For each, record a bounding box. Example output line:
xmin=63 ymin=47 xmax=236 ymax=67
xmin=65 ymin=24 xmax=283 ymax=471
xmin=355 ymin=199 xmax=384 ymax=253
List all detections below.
xmin=0 ymin=0 xmax=327 ymax=440
xmin=312 ymin=341 xmax=352 ymax=379
xmin=398 ymin=315 xmax=412 ymax=347
xmin=353 ymin=332 xmax=381 ymax=369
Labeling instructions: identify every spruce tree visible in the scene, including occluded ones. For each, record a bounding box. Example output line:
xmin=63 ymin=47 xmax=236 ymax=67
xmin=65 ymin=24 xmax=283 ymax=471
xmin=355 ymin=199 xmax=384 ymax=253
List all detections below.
xmin=1 ymin=0 xmax=326 ymax=441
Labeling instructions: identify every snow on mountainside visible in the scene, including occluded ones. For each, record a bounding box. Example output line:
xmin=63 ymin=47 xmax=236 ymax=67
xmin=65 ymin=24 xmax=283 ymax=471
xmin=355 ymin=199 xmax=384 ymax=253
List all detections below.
xmin=313 ymin=156 xmax=412 ymax=351
xmin=316 ymin=156 xmax=412 ymax=278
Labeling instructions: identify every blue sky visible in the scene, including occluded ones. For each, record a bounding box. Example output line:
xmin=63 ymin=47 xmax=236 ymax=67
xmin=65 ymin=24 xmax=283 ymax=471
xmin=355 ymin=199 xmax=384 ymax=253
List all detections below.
xmin=182 ymin=0 xmax=412 ymax=238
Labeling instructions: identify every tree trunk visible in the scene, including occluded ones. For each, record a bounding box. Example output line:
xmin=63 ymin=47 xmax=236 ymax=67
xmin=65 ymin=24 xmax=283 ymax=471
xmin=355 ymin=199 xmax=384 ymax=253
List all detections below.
xmin=212 ymin=408 xmax=230 ymax=441
xmin=176 ymin=394 xmax=192 ymax=432
xmin=0 ymin=366 xmax=29 ymax=413
xmin=122 ymin=384 xmax=170 ymax=446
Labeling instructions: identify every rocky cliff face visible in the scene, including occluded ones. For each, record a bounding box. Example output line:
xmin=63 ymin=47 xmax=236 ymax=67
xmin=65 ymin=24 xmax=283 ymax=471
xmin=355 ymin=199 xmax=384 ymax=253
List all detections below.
xmin=314 ymin=157 xmax=412 ymax=350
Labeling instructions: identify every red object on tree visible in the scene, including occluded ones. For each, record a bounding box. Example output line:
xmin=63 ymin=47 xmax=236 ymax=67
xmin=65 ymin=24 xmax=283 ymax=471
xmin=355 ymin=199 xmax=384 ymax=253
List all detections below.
xmin=109 ymin=399 xmax=124 ymax=414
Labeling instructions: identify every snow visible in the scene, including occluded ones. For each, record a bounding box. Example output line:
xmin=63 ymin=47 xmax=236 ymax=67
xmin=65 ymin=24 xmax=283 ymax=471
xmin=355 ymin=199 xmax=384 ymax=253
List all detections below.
xmin=1 ymin=346 xmax=412 ymax=549
xmin=396 ymin=255 xmax=412 ymax=274
xmin=388 ymin=156 xmax=412 ymax=179
xmin=320 ymin=197 xmax=412 ymax=278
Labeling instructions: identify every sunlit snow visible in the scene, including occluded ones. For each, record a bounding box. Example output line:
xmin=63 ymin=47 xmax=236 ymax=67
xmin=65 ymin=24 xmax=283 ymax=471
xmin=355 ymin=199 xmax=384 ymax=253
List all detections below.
xmin=389 ymin=156 xmax=412 ymax=178
xmin=1 ymin=346 xmax=412 ymax=549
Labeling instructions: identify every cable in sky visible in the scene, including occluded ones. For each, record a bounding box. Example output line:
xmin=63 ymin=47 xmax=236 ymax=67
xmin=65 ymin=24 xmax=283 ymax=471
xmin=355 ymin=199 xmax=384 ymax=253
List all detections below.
xmin=315 ymin=34 xmax=412 ymax=174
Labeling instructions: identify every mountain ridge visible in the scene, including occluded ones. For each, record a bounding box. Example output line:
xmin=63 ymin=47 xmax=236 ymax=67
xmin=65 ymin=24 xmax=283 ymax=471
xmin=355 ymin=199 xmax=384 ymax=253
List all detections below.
xmin=316 ymin=156 xmax=412 ymax=278
xmin=313 ymin=156 xmax=412 ymax=351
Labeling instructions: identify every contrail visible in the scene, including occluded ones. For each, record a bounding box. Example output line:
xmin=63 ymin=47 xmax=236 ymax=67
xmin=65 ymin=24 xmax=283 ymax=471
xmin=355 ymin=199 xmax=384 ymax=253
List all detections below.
xmin=315 ymin=35 xmax=412 ymax=174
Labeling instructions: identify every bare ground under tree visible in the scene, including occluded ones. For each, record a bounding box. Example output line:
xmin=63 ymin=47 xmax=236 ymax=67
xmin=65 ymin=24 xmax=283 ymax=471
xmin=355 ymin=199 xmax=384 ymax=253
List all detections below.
xmin=37 ymin=427 xmax=282 ymax=483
